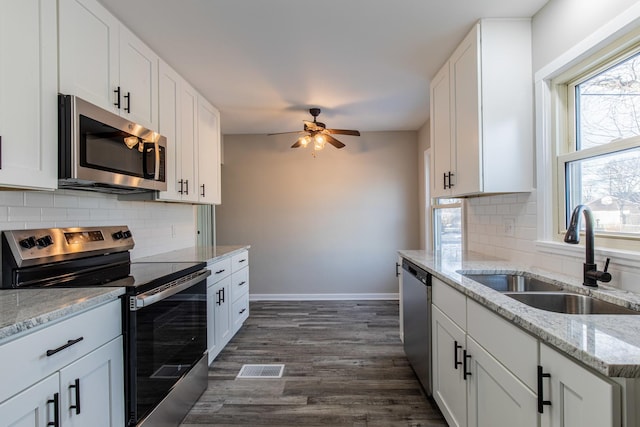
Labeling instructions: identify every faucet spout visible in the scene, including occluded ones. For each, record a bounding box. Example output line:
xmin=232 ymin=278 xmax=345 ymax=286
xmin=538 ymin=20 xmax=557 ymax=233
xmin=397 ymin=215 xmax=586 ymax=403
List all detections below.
xmin=564 ymin=205 xmax=611 ymax=287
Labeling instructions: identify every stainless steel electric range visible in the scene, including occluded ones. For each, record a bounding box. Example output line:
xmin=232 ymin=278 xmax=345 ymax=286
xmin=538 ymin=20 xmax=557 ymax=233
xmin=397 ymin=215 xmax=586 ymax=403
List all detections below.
xmin=1 ymin=226 xmax=210 ymax=427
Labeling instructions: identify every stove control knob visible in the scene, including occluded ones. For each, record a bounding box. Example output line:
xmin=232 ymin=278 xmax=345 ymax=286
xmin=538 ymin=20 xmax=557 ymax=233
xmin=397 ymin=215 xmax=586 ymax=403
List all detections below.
xmin=19 ymin=236 xmax=37 ymax=249
xmin=36 ymin=235 xmax=54 ymax=248
xmin=112 ymin=231 xmax=124 ymax=240
xmin=123 ymin=230 xmax=132 ymax=239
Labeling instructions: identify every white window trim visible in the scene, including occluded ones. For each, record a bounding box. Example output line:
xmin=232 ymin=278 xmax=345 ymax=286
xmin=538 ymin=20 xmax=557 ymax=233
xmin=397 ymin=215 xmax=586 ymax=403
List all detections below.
xmin=535 ymin=3 xmax=640 ymax=265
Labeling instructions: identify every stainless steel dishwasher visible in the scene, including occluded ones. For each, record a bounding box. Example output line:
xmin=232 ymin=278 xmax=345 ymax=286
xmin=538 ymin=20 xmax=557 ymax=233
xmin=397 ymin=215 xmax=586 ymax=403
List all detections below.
xmin=401 ymin=259 xmax=432 ymax=395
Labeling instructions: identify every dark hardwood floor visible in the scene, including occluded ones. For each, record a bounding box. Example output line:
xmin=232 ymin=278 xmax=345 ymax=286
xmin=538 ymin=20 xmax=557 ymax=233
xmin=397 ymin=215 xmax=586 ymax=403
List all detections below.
xmin=180 ymin=300 xmax=446 ymax=427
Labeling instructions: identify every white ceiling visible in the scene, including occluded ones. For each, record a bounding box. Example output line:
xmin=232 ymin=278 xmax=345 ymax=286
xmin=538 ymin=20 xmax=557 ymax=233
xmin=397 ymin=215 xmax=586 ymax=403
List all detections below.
xmin=99 ymin=0 xmax=549 ymax=134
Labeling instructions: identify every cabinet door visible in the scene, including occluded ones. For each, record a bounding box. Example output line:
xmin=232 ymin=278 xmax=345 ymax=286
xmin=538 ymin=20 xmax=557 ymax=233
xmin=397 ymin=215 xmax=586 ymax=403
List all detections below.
xmin=214 ymin=279 xmax=232 ymax=353
xmin=466 ymin=337 xmax=537 ymax=427
xmin=450 ymin=25 xmax=481 ymax=196
xmin=157 ymin=60 xmax=183 ymax=201
xmin=119 ymin=26 xmax=158 ymax=130
xmin=197 ymin=97 xmax=222 ymax=204
xmin=0 ymin=373 xmax=59 ymax=427
xmin=208 ymin=275 xmax=232 ymax=364
xmin=59 ymin=337 xmax=124 ymax=427
xmin=58 ymin=0 xmax=119 ymax=113
xmin=432 ymin=305 xmax=467 ymax=427
xmin=180 ymin=82 xmax=199 ymax=202
xmin=0 ymin=0 xmax=57 ymax=190
xmin=430 ymin=62 xmax=452 ymax=198
xmin=540 ymin=344 xmax=620 ymax=427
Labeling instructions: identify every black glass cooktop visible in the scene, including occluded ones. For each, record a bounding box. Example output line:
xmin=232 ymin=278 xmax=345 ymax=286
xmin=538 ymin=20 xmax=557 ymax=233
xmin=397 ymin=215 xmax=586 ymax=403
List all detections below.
xmin=127 ymin=261 xmax=206 ymax=292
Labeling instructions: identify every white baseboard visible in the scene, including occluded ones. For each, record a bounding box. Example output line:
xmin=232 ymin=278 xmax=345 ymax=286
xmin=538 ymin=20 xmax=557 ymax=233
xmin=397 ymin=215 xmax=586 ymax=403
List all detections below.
xmin=249 ymin=293 xmax=399 ymax=301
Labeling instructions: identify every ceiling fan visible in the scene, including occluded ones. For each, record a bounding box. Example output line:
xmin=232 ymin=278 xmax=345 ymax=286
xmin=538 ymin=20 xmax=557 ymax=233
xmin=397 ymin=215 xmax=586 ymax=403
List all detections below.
xmin=269 ymin=108 xmax=360 ymax=151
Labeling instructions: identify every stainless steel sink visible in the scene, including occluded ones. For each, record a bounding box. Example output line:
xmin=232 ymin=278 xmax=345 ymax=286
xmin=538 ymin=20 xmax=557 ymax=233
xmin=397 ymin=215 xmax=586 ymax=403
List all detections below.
xmin=504 ymin=292 xmax=639 ymax=315
xmin=462 ymin=273 xmax=563 ymax=292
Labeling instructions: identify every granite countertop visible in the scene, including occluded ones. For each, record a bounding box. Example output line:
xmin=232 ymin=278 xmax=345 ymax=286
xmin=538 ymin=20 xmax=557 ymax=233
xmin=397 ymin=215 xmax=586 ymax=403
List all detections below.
xmin=399 ymin=249 xmax=640 ymax=378
xmin=0 ymin=287 xmax=125 ymax=344
xmin=135 ymin=245 xmax=250 ymax=264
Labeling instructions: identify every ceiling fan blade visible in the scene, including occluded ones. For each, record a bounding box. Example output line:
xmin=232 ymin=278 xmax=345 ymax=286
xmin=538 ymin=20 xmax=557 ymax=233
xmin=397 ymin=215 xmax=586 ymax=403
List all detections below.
xmin=291 ymin=140 xmax=303 ymax=148
xmin=325 ymin=134 xmax=346 ymax=149
xmin=326 ymin=129 xmax=360 ymax=136
xmin=268 ymin=130 xmax=304 ymax=136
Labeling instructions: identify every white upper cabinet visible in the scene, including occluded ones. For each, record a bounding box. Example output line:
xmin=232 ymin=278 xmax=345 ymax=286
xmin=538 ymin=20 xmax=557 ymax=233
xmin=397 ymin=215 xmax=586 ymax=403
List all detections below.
xmin=430 ymin=19 xmax=534 ymax=198
xmin=59 ymin=0 xmax=159 ymax=131
xmin=197 ymin=97 xmax=222 ymax=204
xmin=0 ymin=0 xmax=58 ymax=190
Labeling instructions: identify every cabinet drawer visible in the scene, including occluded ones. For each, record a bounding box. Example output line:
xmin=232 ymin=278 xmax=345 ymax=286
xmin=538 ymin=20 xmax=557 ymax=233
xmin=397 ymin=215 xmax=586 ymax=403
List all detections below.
xmin=208 ymin=257 xmax=232 ymax=283
xmin=433 ymin=277 xmax=466 ymax=329
xmin=232 ymin=292 xmax=249 ymax=331
xmin=231 ymin=268 xmax=249 ymax=302
xmin=231 ymin=250 xmax=248 ymax=273
xmin=467 ymin=299 xmax=538 ymax=390
xmin=0 ymin=299 xmax=121 ymax=403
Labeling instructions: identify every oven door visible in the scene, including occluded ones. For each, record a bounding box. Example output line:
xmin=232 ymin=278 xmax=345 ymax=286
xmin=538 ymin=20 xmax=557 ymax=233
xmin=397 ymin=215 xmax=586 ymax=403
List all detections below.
xmin=126 ymin=270 xmax=209 ymax=426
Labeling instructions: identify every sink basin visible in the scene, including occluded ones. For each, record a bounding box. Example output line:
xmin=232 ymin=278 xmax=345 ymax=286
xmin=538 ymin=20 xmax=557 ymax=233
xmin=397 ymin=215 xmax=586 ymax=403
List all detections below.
xmin=505 ymin=292 xmax=639 ymax=315
xmin=462 ymin=273 xmax=563 ymax=292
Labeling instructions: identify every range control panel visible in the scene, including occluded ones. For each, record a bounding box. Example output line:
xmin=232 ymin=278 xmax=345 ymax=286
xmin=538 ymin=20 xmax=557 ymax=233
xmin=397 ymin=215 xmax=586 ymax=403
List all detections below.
xmin=3 ymin=226 xmax=134 ymax=267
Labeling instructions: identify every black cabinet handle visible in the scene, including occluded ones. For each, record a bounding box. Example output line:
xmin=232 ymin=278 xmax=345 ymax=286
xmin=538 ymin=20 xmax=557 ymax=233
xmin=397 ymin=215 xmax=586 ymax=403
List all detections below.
xmin=454 ymin=341 xmax=463 ymax=369
xmin=537 ymin=365 xmax=552 ymax=413
xmin=238 ymin=259 xmax=246 ymax=263
xmin=215 ymin=269 xmax=225 ymax=274
xmin=463 ymin=350 xmax=472 ymax=380
xmin=239 ymin=308 xmax=246 ymax=314
xmin=221 ymin=287 xmax=225 ymax=303
xmin=448 ymin=172 xmax=455 ymax=188
xmin=395 ymin=262 xmax=401 ymax=277
xmin=238 ymin=281 xmax=246 ymax=287
xmin=184 ymin=179 xmax=189 ymax=195
xmin=178 ymin=179 xmax=184 ymax=194
xmin=46 ymin=337 xmax=84 ymax=357
xmin=201 ymin=184 xmax=205 ymax=197
xmin=124 ymin=91 xmax=131 ymax=113
xmin=69 ymin=378 xmax=81 ymax=414
xmin=47 ymin=392 xmax=60 ymax=427
xmin=215 ymin=289 xmax=221 ymax=306
xmin=443 ymin=172 xmax=448 ymax=189
xmin=114 ymin=87 xmax=121 ymax=109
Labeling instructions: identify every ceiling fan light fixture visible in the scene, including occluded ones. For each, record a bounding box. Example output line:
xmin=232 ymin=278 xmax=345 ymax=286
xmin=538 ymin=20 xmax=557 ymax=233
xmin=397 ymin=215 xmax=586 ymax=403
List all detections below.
xmin=299 ymin=135 xmax=311 ymax=148
xmin=314 ymin=134 xmax=325 ymax=150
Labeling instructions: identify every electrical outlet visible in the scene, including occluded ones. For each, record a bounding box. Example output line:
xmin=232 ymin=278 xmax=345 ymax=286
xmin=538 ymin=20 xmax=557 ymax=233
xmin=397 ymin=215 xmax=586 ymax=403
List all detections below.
xmin=503 ymin=218 xmax=515 ymax=237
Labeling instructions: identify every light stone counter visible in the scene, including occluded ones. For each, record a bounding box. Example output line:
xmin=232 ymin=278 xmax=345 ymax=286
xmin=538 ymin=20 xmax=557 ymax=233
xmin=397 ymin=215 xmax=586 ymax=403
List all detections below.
xmin=0 ymin=287 xmax=125 ymax=344
xmin=135 ymin=245 xmax=250 ymax=265
xmin=399 ymin=249 xmax=640 ymax=378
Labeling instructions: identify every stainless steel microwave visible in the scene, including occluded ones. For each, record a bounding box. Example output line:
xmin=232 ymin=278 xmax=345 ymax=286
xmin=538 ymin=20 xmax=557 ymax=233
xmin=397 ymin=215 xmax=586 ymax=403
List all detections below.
xmin=58 ymin=94 xmax=167 ymax=194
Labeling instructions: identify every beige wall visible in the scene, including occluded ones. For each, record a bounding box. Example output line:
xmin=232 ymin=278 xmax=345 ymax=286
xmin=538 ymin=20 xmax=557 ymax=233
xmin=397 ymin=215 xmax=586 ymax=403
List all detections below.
xmin=417 ymin=119 xmax=430 ymax=250
xmin=216 ymin=131 xmax=419 ymax=297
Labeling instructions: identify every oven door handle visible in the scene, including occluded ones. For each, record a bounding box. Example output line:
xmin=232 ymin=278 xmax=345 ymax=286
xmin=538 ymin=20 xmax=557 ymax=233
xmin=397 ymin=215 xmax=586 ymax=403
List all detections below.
xmin=130 ymin=269 xmax=211 ymax=310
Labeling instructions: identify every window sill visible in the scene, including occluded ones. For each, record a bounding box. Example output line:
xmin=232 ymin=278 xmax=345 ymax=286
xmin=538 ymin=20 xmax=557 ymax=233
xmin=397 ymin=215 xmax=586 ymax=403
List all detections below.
xmin=536 ymin=240 xmax=640 ymax=269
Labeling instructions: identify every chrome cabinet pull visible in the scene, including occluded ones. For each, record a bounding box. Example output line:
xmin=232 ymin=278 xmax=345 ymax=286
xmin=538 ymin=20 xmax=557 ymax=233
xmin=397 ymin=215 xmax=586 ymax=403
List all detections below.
xmin=69 ymin=378 xmax=81 ymax=414
xmin=46 ymin=337 xmax=84 ymax=356
xmin=537 ymin=365 xmax=552 ymax=413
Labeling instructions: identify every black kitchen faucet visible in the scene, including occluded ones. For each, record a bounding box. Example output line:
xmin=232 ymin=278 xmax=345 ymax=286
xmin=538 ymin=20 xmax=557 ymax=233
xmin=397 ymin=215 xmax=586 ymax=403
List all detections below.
xmin=564 ymin=204 xmax=612 ymax=287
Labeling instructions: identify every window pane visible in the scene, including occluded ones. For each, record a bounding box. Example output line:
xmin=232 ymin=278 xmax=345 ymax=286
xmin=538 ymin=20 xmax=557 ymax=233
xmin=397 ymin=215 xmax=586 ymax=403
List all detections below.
xmin=433 ymin=207 xmax=461 ymax=253
xmin=566 ymin=147 xmax=640 ymax=233
xmin=576 ymin=51 xmax=640 ymax=150
xmin=435 ymin=198 xmax=462 ymax=205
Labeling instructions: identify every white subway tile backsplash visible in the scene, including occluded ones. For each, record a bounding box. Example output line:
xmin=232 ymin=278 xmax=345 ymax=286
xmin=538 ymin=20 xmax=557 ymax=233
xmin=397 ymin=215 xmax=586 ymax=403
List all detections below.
xmin=0 ymin=190 xmax=196 ymax=258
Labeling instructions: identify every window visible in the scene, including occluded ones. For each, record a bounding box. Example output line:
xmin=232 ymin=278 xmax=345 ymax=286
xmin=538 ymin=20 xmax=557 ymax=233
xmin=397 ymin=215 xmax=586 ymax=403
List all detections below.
xmin=556 ymin=42 xmax=640 ymax=243
xmin=432 ymin=198 xmax=462 ymax=255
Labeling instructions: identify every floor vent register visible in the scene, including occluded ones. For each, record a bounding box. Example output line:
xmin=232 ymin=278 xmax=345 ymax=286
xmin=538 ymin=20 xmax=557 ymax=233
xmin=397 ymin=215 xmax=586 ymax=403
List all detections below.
xmin=236 ymin=364 xmax=285 ymax=379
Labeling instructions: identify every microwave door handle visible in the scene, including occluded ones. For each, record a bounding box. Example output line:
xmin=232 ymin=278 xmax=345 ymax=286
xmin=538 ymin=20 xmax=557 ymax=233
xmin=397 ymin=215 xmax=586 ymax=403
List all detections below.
xmin=154 ymin=140 xmax=160 ymax=180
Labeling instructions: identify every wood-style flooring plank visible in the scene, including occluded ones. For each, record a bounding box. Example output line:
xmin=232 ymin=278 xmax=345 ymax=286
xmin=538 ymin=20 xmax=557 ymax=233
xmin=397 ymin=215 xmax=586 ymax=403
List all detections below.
xmin=180 ymin=300 xmax=446 ymax=427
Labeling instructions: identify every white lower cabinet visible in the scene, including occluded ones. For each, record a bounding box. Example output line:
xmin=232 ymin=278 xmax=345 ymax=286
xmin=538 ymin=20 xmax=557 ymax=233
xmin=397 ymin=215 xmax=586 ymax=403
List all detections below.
xmin=431 ymin=276 xmax=625 ymax=427
xmin=466 ymin=336 xmax=537 ymax=427
xmin=0 ymin=300 xmax=124 ymax=427
xmin=540 ymin=343 xmax=620 ymax=427
xmin=206 ymin=250 xmax=249 ymax=365
xmin=432 ymin=305 xmax=467 ymax=427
